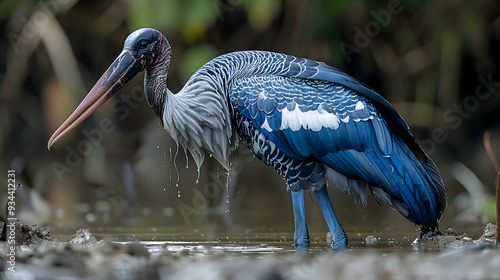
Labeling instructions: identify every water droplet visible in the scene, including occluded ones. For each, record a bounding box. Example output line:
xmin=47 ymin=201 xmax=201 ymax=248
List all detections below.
xmin=184 ymin=149 xmax=189 ymax=168
xmin=171 ymin=146 xmax=180 ymax=189
xmin=85 ymin=213 xmax=96 ymax=222
xmin=225 ymin=174 xmax=230 ymax=204
xmin=163 ymin=188 xmax=166 ymax=191
xmin=195 ymin=167 xmax=201 ymax=184
xmin=177 ymin=190 xmax=181 ymax=198
xmin=224 ymin=209 xmax=230 ymax=213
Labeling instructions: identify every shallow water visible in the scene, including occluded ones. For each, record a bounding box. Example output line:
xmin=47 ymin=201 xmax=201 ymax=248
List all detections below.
xmin=2 ymin=223 xmax=499 ymax=280
xmin=52 ymin=225 xmax=421 ymax=251
xmin=51 ymin=220 xmax=491 ymax=248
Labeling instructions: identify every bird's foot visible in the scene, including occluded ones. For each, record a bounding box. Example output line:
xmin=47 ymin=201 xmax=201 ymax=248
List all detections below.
xmin=332 ymin=237 xmax=348 ymax=250
xmin=328 ymin=231 xmax=348 ymax=250
xmin=294 ymin=235 xmax=310 ymax=249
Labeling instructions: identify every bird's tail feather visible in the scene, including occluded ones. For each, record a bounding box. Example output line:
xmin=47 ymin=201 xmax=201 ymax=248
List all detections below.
xmin=324 ymin=137 xmax=447 ymax=228
xmin=389 ymin=137 xmax=447 ymax=227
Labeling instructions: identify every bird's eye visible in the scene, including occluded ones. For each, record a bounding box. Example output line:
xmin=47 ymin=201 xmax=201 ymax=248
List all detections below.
xmin=138 ymin=40 xmax=149 ymax=50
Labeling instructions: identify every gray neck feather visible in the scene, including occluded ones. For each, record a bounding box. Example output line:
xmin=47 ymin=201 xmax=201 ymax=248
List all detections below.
xmin=144 ymin=51 xmax=170 ymax=123
xmin=145 ymin=47 xmax=238 ymax=171
xmin=162 ymin=79 xmax=238 ymax=171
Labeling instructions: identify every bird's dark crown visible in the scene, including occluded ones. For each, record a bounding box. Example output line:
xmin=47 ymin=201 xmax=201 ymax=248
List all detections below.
xmin=123 ymin=28 xmax=170 ymax=70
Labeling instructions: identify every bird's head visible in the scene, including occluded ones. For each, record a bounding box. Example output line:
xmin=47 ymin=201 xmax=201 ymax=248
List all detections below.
xmin=123 ymin=28 xmax=171 ymax=71
xmin=47 ymin=28 xmax=171 ymax=149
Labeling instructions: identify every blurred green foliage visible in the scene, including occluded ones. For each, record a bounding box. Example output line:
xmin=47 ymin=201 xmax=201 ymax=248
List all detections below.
xmin=179 ymin=43 xmax=218 ymax=82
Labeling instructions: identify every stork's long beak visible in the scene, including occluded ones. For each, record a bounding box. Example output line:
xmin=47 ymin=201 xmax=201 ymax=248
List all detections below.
xmin=48 ymin=50 xmax=143 ymax=150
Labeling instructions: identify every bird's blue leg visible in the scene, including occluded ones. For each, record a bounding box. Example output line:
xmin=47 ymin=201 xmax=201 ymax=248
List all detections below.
xmin=291 ymin=189 xmax=310 ymax=249
xmin=313 ymin=187 xmax=348 ymax=249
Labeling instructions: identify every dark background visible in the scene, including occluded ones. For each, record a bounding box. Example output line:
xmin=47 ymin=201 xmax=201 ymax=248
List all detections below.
xmin=1 ymin=0 xmax=499 ymax=238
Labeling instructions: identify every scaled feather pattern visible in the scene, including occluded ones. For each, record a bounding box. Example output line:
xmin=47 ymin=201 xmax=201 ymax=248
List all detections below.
xmin=164 ymin=50 xmax=446 ymax=228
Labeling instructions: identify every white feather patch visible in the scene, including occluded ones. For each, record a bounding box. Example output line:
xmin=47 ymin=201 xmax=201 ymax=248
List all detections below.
xmin=280 ymin=106 xmax=340 ymax=131
xmin=261 ymin=118 xmax=273 ymax=132
xmin=355 ymin=101 xmax=365 ymax=110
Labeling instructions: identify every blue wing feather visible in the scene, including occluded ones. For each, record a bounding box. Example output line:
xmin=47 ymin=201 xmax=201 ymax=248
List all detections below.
xmin=221 ymin=51 xmax=446 ymax=227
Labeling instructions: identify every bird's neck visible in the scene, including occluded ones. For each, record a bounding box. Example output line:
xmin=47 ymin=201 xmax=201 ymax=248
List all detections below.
xmin=144 ymin=52 xmax=170 ymax=123
xmin=161 ymin=78 xmax=238 ymax=171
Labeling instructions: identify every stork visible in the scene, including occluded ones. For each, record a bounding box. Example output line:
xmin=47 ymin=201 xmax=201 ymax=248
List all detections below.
xmin=48 ymin=28 xmax=447 ymax=249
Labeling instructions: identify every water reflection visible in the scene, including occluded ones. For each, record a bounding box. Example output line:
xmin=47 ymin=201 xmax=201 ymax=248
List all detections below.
xmin=51 ymin=226 xmax=460 ymax=253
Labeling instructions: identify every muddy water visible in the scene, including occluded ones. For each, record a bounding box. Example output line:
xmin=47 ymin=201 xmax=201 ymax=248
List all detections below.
xmin=52 ymin=225 xmax=424 ymax=252
xmin=2 ymin=223 xmax=498 ymax=280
